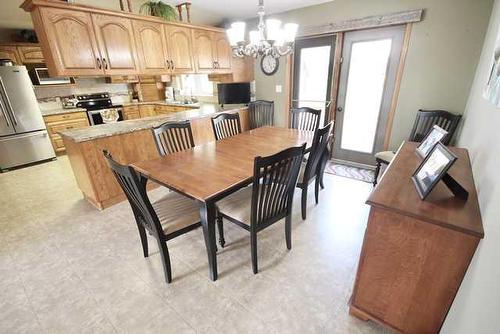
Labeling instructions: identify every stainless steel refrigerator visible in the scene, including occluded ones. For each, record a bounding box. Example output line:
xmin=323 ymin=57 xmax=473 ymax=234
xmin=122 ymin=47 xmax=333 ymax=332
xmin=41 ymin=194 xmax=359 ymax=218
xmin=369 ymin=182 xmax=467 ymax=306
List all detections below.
xmin=0 ymin=65 xmax=55 ymax=171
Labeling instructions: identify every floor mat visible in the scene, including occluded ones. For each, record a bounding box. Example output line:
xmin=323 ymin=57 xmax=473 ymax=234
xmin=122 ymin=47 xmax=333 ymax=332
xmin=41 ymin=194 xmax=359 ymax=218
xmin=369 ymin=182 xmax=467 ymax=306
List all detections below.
xmin=324 ymin=161 xmax=374 ymax=183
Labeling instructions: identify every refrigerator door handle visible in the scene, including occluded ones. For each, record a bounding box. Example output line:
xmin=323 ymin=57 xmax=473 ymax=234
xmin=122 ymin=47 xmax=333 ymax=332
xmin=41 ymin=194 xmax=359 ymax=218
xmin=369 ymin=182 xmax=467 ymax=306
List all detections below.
xmin=0 ymin=76 xmax=18 ymax=126
xmin=0 ymin=96 xmax=11 ymax=127
xmin=0 ymin=131 xmax=49 ymax=141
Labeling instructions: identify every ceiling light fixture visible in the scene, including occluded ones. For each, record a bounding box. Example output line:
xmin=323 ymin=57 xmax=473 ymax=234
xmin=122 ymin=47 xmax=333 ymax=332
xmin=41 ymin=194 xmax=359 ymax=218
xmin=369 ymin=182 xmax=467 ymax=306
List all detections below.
xmin=226 ymin=0 xmax=298 ymax=59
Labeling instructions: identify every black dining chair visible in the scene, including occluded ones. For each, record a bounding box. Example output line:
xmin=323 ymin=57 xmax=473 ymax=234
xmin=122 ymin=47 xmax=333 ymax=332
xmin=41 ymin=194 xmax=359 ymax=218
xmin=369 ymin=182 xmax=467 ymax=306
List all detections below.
xmin=290 ymin=107 xmax=321 ymax=131
xmin=249 ymin=100 xmax=274 ymax=129
xmin=152 ymin=120 xmax=195 ymax=156
xmin=211 ymin=113 xmax=242 ymax=141
xmin=215 ymin=144 xmax=306 ymax=274
xmin=103 ymin=150 xmax=201 ymax=284
xmin=373 ymin=109 xmax=462 ymax=186
xmin=317 ymin=132 xmax=334 ymax=190
xmin=296 ymin=122 xmax=333 ymax=220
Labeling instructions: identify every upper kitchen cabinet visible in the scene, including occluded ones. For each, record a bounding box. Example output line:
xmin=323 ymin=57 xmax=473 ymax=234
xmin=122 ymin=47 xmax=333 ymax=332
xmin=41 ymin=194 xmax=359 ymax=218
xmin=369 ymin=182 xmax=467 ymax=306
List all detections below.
xmin=192 ymin=29 xmax=232 ymax=73
xmin=0 ymin=46 xmax=21 ymax=64
xmin=17 ymin=45 xmax=44 ymax=63
xmin=133 ymin=20 xmax=170 ymax=74
xmin=91 ymin=14 xmax=139 ymax=75
xmin=165 ymin=26 xmax=195 ymax=74
xmin=35 ymin=7 xmax=103 ymax=76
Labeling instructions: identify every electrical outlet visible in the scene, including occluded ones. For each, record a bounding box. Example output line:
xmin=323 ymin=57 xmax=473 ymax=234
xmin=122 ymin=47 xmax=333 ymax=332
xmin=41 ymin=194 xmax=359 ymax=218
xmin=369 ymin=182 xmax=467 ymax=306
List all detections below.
xmin=275 ymin=85 xmax=282 ymax=93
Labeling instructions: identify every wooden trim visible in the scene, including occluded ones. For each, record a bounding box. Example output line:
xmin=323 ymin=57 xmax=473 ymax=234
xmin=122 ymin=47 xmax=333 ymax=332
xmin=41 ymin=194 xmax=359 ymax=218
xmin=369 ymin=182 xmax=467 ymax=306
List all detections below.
xmin=383 ymin=23 xmax=412 ymax=150
xmin=328 ymin=32 xmax=343 ymax=125
xmin=21 ymin=0 xmax=226 ymax=33
xmin=284 ymin=54 xmax=293 ymax=127
xmin=298 ymin=9 xmax=423 ymax=37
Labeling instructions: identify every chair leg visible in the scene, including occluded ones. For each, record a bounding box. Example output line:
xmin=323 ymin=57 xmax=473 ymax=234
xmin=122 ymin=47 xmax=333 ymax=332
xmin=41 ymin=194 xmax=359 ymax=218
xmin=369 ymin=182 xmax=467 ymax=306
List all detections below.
xmin=137 ymin=224 xmax=148 ymax=258
xmin=301 ymin=186 xmax=308 ymax=220
xmin=373 ymin=160 xmax=381 ymax=187
xmin=314 ymin=177 xmax=320 ymax=204
xmin=157 ymin=238 xmax=172 ymax=284
xmin=217 ymin=215 xmax=225 ymax=248
xmin=285 ymin=214 xmax=292 ymax=250
xmin=318 ymin=151 xmax=328 ymax=190
xmin=251 ymin=231 xmax=258 ymax=274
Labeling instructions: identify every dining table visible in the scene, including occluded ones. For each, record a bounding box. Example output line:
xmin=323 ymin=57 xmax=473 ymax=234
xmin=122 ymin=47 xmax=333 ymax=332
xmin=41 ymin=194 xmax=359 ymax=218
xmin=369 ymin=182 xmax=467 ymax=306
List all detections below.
xmin=131 ymin=126 xmax=314 ymax=281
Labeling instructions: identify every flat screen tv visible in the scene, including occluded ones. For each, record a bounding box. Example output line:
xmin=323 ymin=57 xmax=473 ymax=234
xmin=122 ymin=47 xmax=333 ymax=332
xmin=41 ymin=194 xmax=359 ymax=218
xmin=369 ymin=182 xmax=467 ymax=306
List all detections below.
xmin=218 ymin=82 xmax=250 ymax=105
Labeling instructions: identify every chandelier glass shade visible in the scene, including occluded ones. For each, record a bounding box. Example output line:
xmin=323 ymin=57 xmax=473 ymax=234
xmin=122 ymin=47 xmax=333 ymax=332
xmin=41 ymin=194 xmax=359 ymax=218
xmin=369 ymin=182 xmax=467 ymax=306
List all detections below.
xmin=226 ymin=0 xmax=298 ymax=59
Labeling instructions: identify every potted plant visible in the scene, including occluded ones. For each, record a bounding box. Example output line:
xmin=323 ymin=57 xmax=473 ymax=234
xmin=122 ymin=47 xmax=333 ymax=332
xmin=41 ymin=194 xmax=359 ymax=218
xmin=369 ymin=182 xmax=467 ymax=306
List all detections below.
xmin=140 ymin=1 xmax=177 ymax=21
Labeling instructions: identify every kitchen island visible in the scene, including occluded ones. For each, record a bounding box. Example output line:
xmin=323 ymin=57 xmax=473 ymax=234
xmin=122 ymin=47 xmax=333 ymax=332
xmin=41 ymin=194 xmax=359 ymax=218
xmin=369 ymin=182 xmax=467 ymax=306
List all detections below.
xmin=60 ymin=105 xmax=249 ymax=209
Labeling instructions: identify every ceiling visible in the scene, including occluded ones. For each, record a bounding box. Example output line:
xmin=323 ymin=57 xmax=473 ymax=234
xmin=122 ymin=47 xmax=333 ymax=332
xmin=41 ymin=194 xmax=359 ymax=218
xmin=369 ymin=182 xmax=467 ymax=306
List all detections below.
xmin=0 ymin=0 xmax=333 ymax=31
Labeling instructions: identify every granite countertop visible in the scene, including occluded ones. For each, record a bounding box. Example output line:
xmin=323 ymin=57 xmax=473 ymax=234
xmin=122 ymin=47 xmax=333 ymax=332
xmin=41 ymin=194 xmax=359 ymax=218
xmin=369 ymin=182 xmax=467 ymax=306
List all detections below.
xmin=123 ymin=100 xmax=201 ymax=108
xmin=41 ymin=107 xmax=87 ymax=116
xmin=59 ymin=103 xmax=247 ymax=143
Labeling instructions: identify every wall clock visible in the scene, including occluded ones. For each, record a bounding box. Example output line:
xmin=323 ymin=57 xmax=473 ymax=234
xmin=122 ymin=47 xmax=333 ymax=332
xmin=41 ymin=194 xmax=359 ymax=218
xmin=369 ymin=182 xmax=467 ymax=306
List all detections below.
xmin=261 ymin=55 xmax=279 ymax=76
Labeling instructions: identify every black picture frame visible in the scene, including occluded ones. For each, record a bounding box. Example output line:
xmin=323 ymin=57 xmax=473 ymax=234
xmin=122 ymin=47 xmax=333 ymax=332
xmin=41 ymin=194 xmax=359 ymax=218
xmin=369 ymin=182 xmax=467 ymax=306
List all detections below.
xmin=412 ymin=142 xmax=458 ymax=200
xmin=416 ymin=125 xmax=449 ymax=158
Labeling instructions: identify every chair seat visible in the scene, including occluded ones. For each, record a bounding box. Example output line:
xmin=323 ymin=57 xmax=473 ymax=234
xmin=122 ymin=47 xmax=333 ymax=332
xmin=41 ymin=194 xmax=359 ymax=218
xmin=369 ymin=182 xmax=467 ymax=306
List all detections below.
xmin=152 ymin=192 xmax=200 ymax=235
xmin=216 ymin=186 xmax=253 ymax=225
xmin=374 ymin=151 xmax=395 ymax=164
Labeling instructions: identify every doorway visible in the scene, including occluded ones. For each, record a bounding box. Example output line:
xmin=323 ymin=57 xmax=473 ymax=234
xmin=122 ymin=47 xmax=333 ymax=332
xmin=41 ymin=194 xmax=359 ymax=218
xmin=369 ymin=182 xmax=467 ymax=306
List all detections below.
xmin=332 ymin=26 xmax=405 ymax=166
xmin=292 ymin=35 xmax=336 ymax=126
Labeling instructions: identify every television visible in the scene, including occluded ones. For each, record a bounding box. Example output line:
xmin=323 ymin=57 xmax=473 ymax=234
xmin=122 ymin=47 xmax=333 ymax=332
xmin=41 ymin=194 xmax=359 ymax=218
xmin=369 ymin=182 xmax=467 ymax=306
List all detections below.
xmin=217 ymin=82 xmax=250 ymax=105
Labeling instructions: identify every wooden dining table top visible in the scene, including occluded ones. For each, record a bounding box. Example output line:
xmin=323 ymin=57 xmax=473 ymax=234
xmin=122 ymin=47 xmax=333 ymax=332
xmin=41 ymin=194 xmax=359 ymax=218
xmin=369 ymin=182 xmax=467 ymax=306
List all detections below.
xmin=131 ymin=126 xmax=315 ymax=202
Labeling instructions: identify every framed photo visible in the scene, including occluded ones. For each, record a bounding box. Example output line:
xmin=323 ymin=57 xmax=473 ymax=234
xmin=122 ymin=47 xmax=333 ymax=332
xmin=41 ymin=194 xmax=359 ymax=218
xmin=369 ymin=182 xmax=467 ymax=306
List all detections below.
xmin=416 ymin=125 xmax=449 ymax=158
xmin=412 ymin=142 xmax=458 ymax=200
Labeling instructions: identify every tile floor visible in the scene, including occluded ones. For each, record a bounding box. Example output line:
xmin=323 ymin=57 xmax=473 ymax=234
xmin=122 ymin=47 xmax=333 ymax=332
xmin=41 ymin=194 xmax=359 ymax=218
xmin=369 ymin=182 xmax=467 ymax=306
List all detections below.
xmin=0 ymin=156 xmax=387 ymax=333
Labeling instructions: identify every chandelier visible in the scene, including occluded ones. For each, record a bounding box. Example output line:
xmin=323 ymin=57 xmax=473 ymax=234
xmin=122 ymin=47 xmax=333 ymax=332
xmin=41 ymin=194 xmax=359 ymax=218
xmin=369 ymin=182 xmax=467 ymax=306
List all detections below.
xmin=226 ymin=0 xmax=299 ymax=59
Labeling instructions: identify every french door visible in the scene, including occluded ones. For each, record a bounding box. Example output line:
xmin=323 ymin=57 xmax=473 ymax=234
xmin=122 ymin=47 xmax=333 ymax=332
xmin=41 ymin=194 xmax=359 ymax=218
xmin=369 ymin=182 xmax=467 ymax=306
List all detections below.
xmin=332 ymin=26 xmax=404 ymax=166
xmin=292 ymin=35 xmax=336 ymax=126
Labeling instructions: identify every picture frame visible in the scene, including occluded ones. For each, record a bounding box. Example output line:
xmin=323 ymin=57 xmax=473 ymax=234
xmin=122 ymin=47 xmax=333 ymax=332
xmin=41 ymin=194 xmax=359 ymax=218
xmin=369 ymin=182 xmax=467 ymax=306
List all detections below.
xmin=412 ymin=142 xmax=458 ymax=200
xmin=416 ymin=125 xmax=449 ymax=158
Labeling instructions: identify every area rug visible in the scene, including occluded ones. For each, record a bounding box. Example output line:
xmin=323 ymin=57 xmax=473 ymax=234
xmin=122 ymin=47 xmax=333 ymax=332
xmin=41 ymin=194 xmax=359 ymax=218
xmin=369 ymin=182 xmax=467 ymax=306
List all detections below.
xmin=324 ymin=161 xmax=375 ymax=183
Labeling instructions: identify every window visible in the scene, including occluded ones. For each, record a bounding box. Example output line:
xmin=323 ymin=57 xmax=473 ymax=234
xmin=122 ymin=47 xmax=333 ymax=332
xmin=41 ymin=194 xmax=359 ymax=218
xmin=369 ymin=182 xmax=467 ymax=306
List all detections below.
xmin=179 ymin=74 xmax=214 ymax=96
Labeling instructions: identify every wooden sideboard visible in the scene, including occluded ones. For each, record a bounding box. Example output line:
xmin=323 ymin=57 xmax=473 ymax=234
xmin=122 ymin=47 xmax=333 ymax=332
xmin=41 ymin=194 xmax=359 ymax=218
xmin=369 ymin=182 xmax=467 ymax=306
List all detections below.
xmin=350 ymin=142 xmax=484 ymax=333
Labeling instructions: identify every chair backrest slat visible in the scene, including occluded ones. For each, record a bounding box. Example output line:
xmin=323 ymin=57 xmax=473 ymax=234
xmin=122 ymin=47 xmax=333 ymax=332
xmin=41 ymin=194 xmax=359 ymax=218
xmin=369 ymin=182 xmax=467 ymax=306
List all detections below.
xmin=211 ymin=113 xmax=242 ymax=141
xmin=103 ymin=150 xmax=163 ymax=237
xmin=250 ymin=144 xmax=305 ymax=228
xmin=409 ymin=109 xmax=462 ymax=145
xmin=303 ymin=122 xmax=333 ymax=184
xmin=249 ymin=100 xmax=274 ymax=129
xmin=152 ymin=121 xmax=195 ymax=156
xmin=290 ymin=107 xmax=321 ymax=132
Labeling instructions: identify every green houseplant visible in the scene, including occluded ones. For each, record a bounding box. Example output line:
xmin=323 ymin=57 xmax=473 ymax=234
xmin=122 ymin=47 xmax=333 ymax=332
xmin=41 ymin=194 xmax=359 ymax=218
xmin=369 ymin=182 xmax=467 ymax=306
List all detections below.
xmin=140 ymin=1 xmax=177 ymax=21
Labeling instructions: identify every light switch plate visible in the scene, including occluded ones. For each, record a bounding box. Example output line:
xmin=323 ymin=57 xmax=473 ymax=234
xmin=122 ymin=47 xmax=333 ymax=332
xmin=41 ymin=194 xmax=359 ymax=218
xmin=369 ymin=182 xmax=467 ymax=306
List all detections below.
xmin=275 ymin=85 xmax=282 ymax=93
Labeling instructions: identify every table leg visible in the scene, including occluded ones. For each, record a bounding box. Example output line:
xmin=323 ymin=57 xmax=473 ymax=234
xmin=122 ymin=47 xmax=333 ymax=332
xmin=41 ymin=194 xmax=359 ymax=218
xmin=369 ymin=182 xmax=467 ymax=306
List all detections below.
xmin=199 ymin=201 xmax=218 ymax=281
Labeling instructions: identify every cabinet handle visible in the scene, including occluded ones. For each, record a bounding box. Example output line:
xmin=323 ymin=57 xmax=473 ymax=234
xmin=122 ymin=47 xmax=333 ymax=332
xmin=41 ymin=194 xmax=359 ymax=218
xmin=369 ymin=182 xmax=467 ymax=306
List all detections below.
xmin=166 ymin=59 xmax=170 ymax=69
xmin=170 ymin=60 xmax=175 ymax=70
xmin=102 ymin=58 xmax=108 ymax=69
xmin=62 ymin=115 xmax=69 ymax=119
xmin=66 ymin=126 xmax=74 ymax=129
xmin=213 ymin=61 xmax=216 ymax=69
xmin=96 ymin=58 xmax=102 ymax=69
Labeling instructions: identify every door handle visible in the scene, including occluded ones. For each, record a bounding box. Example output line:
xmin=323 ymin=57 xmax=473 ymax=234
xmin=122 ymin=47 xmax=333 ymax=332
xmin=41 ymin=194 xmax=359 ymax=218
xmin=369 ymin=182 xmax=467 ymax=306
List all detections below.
xmin=166 ymin=59 xmax=170 ymax=69
xmin=337 ymin=107 xmax=343 ymax=112
xmin=0 ymin=77 xmax=17 ymax=125
xmin=0 ymin=100 xmax=10 ymax=127
xmin=96 ymin=58 xmax=102 ymax=69
xmin=102 ymin=58 xmax=108 ymax=70
xmin=170 ymin=60 xmax=175 ymax=70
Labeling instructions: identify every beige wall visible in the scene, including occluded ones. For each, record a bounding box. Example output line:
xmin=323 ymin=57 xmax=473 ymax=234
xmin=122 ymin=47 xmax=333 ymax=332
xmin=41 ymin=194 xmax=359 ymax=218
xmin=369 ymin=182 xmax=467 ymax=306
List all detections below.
xmin=253 ymin=0 xmax=493 ymax=150
xmin=441 ymin=0 xmax=500 ymax=332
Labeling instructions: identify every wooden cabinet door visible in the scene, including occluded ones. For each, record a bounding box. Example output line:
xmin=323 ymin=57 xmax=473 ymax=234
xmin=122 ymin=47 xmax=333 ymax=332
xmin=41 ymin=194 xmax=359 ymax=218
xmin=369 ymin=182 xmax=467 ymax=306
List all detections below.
xmin=92 ymin=14 xmax=139 ymax=75
xmin=133 ymin=20 xmax=169 ymax=74
xmin=39 ymin=7 xmax=102 ymax=76
xmin=0 ymin=46 xmax=20 ymax=64
xmin=213 ymin=32 xmax=232 ymax=72
xmin=18 ymin=46 xmax=44 ymax=63
xmin=165 ymin=25 xmax=195 ymax=73
xmin=192 ymin=29 xmax=215 ymax=73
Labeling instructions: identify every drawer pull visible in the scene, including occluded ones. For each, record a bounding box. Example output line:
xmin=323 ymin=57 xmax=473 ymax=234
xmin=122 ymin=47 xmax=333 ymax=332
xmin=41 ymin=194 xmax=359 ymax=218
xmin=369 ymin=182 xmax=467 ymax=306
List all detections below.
xmin=66 ymin=126 xmax=74 ymax=129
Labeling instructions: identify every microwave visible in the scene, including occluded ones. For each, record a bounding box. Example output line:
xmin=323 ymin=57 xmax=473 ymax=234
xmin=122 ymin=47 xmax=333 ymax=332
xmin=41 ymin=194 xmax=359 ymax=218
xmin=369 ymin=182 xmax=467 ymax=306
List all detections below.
xmin=30 ymin=67 xmax=73 ymax=85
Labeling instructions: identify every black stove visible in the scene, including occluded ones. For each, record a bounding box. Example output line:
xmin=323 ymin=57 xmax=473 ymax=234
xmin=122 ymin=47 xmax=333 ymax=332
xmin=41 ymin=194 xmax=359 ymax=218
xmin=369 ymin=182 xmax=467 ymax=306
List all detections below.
xmin=76 ymin=92 xmax=124 ymax=125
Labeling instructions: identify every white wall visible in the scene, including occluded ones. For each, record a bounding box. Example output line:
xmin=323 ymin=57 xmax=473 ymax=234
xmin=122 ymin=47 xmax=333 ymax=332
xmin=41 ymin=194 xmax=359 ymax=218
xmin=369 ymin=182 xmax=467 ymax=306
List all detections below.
xmin=441 ymin=0 xmax=500 ymax=332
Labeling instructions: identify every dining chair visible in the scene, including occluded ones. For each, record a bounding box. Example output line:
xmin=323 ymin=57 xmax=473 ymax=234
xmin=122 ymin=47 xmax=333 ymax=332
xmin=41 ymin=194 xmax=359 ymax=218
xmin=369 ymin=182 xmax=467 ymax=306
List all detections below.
xmin=215 ymin=144 xmax=306 ymax=274
xmin=103 ymin=150 xmax=201 ymax=284
xmin=249 ymin=100 xmax=274 ymax=129
xmin=373 ymin=109 xmax=462 ymax=186
xmin=317 ymin=132 xmax=334 ymax=190
xmin=151 ymin=120 xmax=195 ymax=156
xmin=211 ymin=113 xmax=242 ymax=141
xmin=296 ymin=122 xmax=333 ymax=220
xmin=290 ymin=107 xmax=321 ymax=131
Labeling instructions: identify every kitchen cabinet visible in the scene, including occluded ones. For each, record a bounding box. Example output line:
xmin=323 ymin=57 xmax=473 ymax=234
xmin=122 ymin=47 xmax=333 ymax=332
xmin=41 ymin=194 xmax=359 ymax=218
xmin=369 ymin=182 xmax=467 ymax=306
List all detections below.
xmin=165 ymin=26 xmax=195 ymax=74
xmin=37 ymin=7 xmax=103 ymax=76
xmin=92 ymin=14 xmax=139 ymax=75
xmin=43 ymin=111 xmax=90 ymax=153
xmin=139 ymin=104 xmax=156 ymax=118
xmin=123 ymin=105 xmax=140 ymax=120
xmin=0 ymin=46 xmax=21 ymax=64
xmin=193 ymin=29 xmax=232 ymax=73
xmin=18 ymin=45 xmax=44 ymax=63
xmin=133 ymin=20 xmax=170 ymax=74
xmin=213 ymin=32 xmax=232 ymax=71
xmin=155 ymin=104 xmax=196 ymax=115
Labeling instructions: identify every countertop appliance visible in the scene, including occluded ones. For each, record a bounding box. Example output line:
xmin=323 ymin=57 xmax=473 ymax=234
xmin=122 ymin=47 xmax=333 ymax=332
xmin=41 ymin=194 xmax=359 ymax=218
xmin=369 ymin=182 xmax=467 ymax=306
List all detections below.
xmin=75 ymin=93 xmax=123 ymax=126
xmin=0 ymin=66 xmax=56 ymax=171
